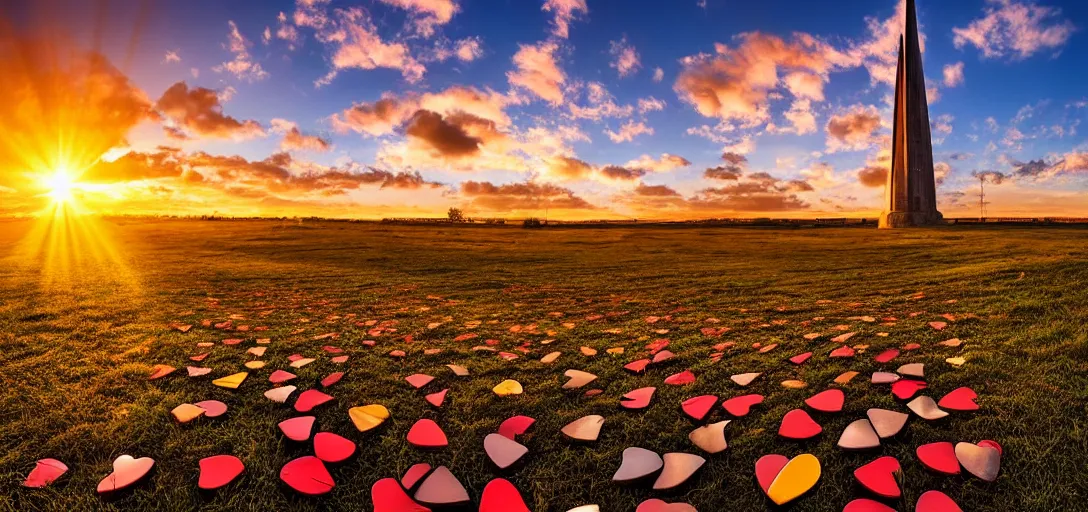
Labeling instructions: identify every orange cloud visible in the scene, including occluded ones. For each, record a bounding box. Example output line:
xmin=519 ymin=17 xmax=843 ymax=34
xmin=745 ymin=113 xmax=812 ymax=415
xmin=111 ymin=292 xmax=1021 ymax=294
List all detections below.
xmin=542 ymin=0 xmax=588 ymax=39
xmin=507 ymin=41 xmax=566 ymax=105
xmin=826 ymin=104 xmax=883 ymax=152
xmin=459 ymin=180 xmax=598 ymax=211
xmin=155 ymin=82 xmax=266 ymax=140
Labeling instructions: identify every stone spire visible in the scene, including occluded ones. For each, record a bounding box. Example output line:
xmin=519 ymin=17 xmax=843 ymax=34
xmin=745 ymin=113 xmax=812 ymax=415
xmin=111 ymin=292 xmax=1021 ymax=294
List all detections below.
xmin=880 ymin=0 xmax=943 ymax=228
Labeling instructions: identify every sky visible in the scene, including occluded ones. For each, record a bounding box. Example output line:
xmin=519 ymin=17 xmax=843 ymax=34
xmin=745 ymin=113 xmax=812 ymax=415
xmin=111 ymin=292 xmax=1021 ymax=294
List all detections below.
xmin=1 ymin=0 xmax=1086 ymax=220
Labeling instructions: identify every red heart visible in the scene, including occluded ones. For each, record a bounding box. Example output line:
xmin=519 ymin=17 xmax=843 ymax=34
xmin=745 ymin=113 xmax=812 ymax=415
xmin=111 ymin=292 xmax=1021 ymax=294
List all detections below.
xmin=269 ymin=370 xmax=296 ymax=384
xmin=916 ymin=490 xmax=963 ymax=512
xmin=624 ymin=359 xmax=651 ymax=373
xmin=789 ymin=352 xmax=812 ymax=365
xmin=621 ymin=387 xmax=656 ymax=410
xmin=778 ymin=409 xmax=822 ymax=440
xmin=479 ymin=478 xmax=530 ymax=512
xmin=902 ymin=342 xmax=921 ymax=351
xmin=278 ymin=416 xmax=316 ymax=442
xmin=874 ymin=349 xmax=899 ymax=363
xmin=280 ymin=456 xmax=334 ymax=495
xmin=754 ymin=454 xmax=789 ymax=493
xmin=681 ymin=395 xmax=718 ymax=421
xmin=978 ymin=439 xmax=1003 ymax=455
xmin=407 ymin=419 xmax=448 ymax=448
xmin=916 ymin=442 xmax=960 ymax=475
xmin=320 ymin=372 xmax=344 ymax=388
xmin=843 ymin=499 xmax=896 ymax=512
xmin=722 ymin=394 xmax=764 ymax=417
xmin=401 ymin=463 xmax=432 ymax=490
xmin=891 ymin=379 xmax=928 ymax=400
xmin=372 ymin=478 xmax=430 ymax=512
xmin=96 ymin=455 xmax=155 ymax=494
xmin=830 ymin=346 xmax=855 ymax=358
xmin=664 ymin=370 xmax=695 ymax=386
xmin=198 ymin=455 xmax=244 ymax=490
xmin=295 ymin=389 xmax=335 ymax=413
xmin=314 ymin=432 xmax=357 ymax=463
xmin=804 ymin=389 xmax=844 ymax=413
xmin=425 ymin=389 xmax=448 ymax=408
xmin=938 ymin=387 xmax=979 ymax=411
xmin=853 ymin=456 xmax=901 ymax=498
xmin=498 ymin=416 xmax=535 ymax=439
xmin=23 ymin=459 xmax=68 ymax=488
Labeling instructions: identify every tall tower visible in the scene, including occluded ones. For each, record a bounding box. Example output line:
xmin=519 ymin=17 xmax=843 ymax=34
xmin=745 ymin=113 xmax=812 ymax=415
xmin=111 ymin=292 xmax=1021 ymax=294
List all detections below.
xmin=880 ymin=0 xmax=943 ymax=228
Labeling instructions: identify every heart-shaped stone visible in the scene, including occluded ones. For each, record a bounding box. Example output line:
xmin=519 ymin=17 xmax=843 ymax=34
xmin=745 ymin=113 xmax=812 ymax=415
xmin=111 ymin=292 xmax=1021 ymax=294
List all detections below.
xmin=664 ymin=370 xmax=696 ymax=385
xmin=955 ymin=442 xmax=1000 ymax=481
xmin=280 ymin=456 xmax=334 ymax=495
xmin=613 ymin=447 xmax=663 ymax=483
xmin=186 ymin=366 xmax=212 ymax=377
xmin=212 ymin=372 xmax=248 ymax=389
xmin=635 ymin=499 xmax=696 ymax=512
xmin=689 ymin=420 xmax=729 ymax=454
xmin=269 ymin=370 xmax=296 ymax=384
xmin=621 ymin=387 xmax=656 ymax=410
xmin=779 ymin=409 xmax=822 ymax=440
xmin=938 ymin=387 xmax=979 ymax=411
xmin=446 ymin=364 xmax=469 ymax=376
xmin=295 ymin=389 xmax=335 ymax=413
xmin=891 ymin=379 xmax=927 ymax=400
xmin=830 ymin=346 xmax=855 ymax=358
xmin=372 ymin=477 xmax=430 ymax=512
xmin=194 ymin=400 xmax=227 ymax=418
xmin=562 ymin=415 xmax=604 ymax=442
xmin=171 ymin=403 xmax=205 ymax=423
xmin=853 ymin=456 xmax=901 ymax=498
xmin=406 ymin=374 xmax=434 ymax=389
xmin=624 ymin=359 xmax=651 ymax=373
xmin=484 ymin=433 xmax=528 ymax=469
xmin=730 ymin=373 xmax=761 ymax=387
xmin=722 ymin=394 xmax=764 ymax=417
xmin=498 ymin=415 xmax=535 ymax=439
xmin=425 ymin=389 xmax=448 ymax=408
xmin=897 ymin=363 xmax=924 ymax=378
xmin=843 ymin=499 xmax=896 ymax=512
xmin=907 ymin=396 xmax=949 ymax=420
xmin=314 ymin=432 xmax=356 ymax=463
xmin=23 ymin=459 xmax=68 ymax=488
xmin=278 ymin=416 xmax=316 ymax=442
xmin=401 ymin=463 xmax=432 ymax=490
xmin=873 ymin=349 xmax=899 ymax=363
xmin=789 ymin=352 xmax=812 ymax=365
xmin=755 ymin=454 xmax=789 ymax=493
xmin=148 ymin=365 xmax=176 ymax=380
xmin=837 ymin=419 xmax=880 ymax=450
xmin=916 ymin=442 xmax=960 ymax=475
xmin=198 ymin=455 xmax=244 ymax=490
xmin=681 ymin=395 xmax=718 ymax=421
xmin=765 ymin=453 xmax=821 ymax=505
xmin=407 ymin=419 xmax=448 ymax=448
xmin=348 ymin=404 xmax=389 ymax=432
xmin=96 ymin=455 xmax=155 ymax=494
xmin=805 ymin=389 xmax=845 ymax=413
xmin=563 ymin=369 xmax=597 ymax=389
xmin=916 ymin=490 xmax=963 ymax=512
xmin=265 ymin=385 xmax=297 ymax=403
xmin=480 ymin=478 xmax=530 ymax=512
xmin=866 ymin=409 xmax=908 ymax=438
xmin=493 ymin=379 xmax=523 ymax=396
xmin=653 ymin=452 xmax=705 ymax=490
xmin=414 ymin=466 xmax=470 ymax=506
xmin=320 ymin=372 xmax=344 ymax=388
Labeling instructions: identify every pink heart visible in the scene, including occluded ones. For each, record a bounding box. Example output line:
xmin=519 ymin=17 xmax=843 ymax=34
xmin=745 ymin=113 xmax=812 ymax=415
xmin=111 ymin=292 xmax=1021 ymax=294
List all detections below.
xmin=664 ymin=370 xmax=696 ymax=386
xmin=194 ymin=400 xmax=228 ymax=418
xmin=479 ymin=478 xmax=531 ymax=512
xmin=636 ymin=499 xmax=697 ymax=512
xmin=938 ymin=387 xmax=979 ymax=411
xmin=407 ymin=419 xmax=448 ymax=448
xmin=425 ymin=389 xmax=449 ymax=408
xmin=401 ymin=463 xmax=432 ymax=490
xmin=681 ymin=395 xmax=718 ymax=421
xmin=722 ymin=394 xmax=764 ymax=417
xmin=778 ymin=409 xmax=822 ymax=440
xmin=804 ymin=389 xmax=845 ymax=413
xmin=96 ymin=455 xmax=155 ymax=494
xmin=916 ymin=442 xmax=960 ymax=475
xmin=320 ymin=372 xmax=344 ymax=388
xmin=497 ymin=415 xmax=535 ymax=439
xmin=198 ymin=455 xmax=244 ymax=490
xmin=754 ymin=454 xmax=789 ymax=493
xmin=405 ymin=374 xmax=435 ymax=389
xmin=916 ymin=490 xmax=962 ymax=512
xmin=294 ymin=389 xmax=335 ymax=413
xmin=372 ymin=478 xmax=430 ymax=512
xmin=278 ymin=416 xmax=316 ymax=442
xmin=853 ymin=456 xmax=901 ymax=498
xmin=280 ymin=456 xmax=334 ymax=495
xmin=269 ymin=370 xmax=296 ymax=384
xmin=314 ymin=432 xmax=357 ymax=463
xmin=789 ymin=352 xmax=812 ymax=365
xmin=23 ymin=459 xmax=68 ymax=488
xmin=621 ymin=387 xmax=656 ymax=410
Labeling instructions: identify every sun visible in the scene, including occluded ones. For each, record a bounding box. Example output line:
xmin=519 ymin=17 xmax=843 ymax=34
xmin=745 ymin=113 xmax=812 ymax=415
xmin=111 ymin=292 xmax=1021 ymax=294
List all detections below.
xmin=43 ymin=167 xmax=78 ymax=204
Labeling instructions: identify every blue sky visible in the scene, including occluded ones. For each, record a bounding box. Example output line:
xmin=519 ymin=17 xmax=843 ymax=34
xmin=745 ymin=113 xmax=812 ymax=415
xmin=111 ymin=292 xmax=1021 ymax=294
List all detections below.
xmin=2 ymin=0 xmax=1086 ymax=218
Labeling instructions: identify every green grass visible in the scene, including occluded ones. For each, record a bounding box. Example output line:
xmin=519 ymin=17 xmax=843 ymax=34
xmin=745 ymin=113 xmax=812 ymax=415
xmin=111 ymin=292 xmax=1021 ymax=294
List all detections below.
xmin=2 ymin=218 xmax=1088 ymax=511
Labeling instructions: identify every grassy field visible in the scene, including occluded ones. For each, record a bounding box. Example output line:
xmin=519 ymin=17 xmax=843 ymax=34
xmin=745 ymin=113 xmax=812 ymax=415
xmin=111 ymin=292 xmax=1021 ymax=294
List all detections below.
xmin=1 ymin=218 xmax=1087 ymax=511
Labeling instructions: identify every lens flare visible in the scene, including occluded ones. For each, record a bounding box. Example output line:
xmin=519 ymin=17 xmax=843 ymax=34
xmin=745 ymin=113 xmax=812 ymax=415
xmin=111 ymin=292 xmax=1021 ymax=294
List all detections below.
xmin=43 ymin=167 xmax=78 ymax=205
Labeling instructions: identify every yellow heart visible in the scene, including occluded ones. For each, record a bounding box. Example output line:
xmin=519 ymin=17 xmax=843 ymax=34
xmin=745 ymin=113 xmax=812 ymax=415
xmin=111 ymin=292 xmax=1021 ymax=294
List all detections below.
xmin=607 ymin=347 xmax=624 ymax=355
xmin=946 ymin=357 xmax=966 ymax=367
xmin=244 ymin=361 xmax=266 ymax=369
xmin=349 ymin=404 xmax=390 ymax=432
xmin=212 ymin=372 xmax=248 ymax=389
xmin=767 ymin=453 xmax=821 ymax=505
xmin=171 ymin=403 xmax=205 ymax=423
xmin=493 ymin=379 xmax=523 ymax=396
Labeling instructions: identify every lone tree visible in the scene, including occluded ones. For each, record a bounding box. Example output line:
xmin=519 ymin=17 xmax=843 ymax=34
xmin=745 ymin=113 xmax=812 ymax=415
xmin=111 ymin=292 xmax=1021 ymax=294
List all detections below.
xmin=447 ymin=207 xmax=466 ymax=223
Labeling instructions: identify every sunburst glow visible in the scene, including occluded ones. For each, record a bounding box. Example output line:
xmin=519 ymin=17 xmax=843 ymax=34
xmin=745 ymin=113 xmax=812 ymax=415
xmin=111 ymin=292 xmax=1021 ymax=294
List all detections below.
xmin=43 ymin=167 xmax=78 ymax=205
